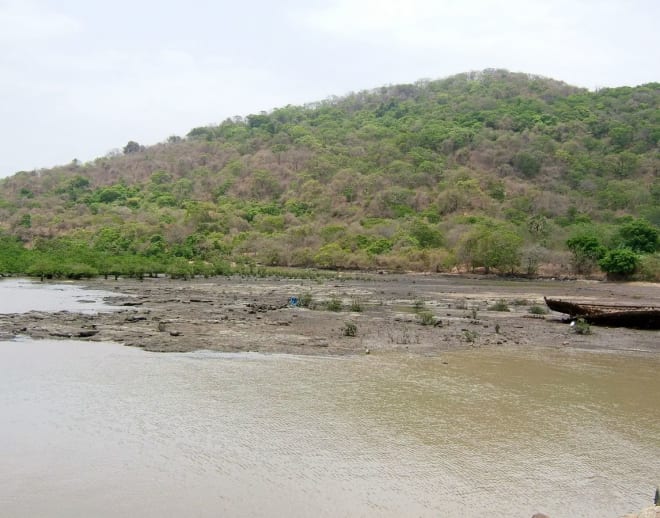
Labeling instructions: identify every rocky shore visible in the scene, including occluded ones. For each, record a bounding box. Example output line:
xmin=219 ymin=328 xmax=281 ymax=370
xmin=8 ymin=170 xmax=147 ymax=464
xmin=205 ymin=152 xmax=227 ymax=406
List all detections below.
xmin=1 ymin=274 xmax=658 ymax=355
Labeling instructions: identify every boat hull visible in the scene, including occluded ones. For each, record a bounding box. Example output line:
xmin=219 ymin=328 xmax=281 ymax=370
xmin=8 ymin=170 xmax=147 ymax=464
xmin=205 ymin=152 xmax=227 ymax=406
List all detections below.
xmin=544 ymin=297 xmax=660 ymax=330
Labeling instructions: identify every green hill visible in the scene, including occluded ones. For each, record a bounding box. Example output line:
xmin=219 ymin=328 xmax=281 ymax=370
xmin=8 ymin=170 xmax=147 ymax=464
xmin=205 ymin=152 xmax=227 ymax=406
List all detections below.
xmin=1 ymin=69 xmax=658 ymax=279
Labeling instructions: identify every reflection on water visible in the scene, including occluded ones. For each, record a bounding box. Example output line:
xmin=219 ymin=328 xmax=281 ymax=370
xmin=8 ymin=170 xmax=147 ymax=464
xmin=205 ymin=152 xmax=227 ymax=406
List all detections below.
xmin=0 ymin=278 xmax=121 ymax=314
xmin=0 ymin=338 xmax=658 ymax=518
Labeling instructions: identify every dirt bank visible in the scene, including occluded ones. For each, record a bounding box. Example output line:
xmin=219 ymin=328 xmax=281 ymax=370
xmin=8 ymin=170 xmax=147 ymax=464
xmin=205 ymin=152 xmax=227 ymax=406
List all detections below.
xmin=1 ymin=273 xmax=658 ymax=355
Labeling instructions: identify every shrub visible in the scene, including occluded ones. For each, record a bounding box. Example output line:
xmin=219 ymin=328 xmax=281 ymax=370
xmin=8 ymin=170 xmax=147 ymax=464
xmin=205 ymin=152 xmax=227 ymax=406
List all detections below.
xmin=618 ymin=219 xmax=658 ymax=253
xmin=488 ymin=299 xmax=510 ymax=312
xmin=573 ymin=318 xmax=592 ymax=335
xmin=413 ymin=299 xmax=426 ymax=312
xmin=529 ymin=305 xmax=548 ymax=315
xmin=342 ymin=321 xmax=358 ymax=337
xmin=566 ymin=234 xmax=606 ymax=274
xmin=298 ymin=292 xmax=313 ymax=308
xmin=636 ymin=253 xmax=660 ymax=282
xmin=350 ymin=298 xmax=363 ymax=312
xmin=64 ymin=263 xmax=99 ymax=279
xmin=598 ymin=248 xmax=638 ymax=278
xmin=458 ymin=224 xmax=523 ymax=274
xmin=326 ymin=297 xmax=343 ymax=312
xmin=417 ymin=310 xmax=435 ymax=326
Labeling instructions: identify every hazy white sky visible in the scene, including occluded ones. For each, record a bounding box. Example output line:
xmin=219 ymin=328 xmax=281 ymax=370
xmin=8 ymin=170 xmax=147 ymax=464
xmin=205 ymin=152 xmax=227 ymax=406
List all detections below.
xmin=1 ymin=0 xmax=658 ymax=178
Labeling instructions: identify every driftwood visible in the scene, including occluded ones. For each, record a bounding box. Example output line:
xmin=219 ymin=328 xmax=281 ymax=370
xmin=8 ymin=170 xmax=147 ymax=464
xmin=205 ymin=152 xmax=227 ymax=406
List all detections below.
xmin=544 ymin=297 xmax=660 ymax=330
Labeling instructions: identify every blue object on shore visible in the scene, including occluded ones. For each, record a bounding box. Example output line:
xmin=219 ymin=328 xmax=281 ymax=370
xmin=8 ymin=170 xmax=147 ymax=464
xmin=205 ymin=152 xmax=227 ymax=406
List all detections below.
xmin=289 ymin=297 xmax=298 ymax=307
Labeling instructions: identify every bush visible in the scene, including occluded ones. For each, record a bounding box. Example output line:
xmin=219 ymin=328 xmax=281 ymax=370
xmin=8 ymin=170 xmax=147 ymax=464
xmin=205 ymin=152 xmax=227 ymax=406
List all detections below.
xmin=573 ymin=318 xmax=592 ymax=335
xmin=636 ymin=253 xmax=660 ymax=282
xmin=566 ymin=234 xmax=606 ymax=274
xmin=342 ymin=321 xmax=358 ymax=337
xmin=298 ymin=292 xmax=313 ymax=308
xmin=488 ymin=299 xmax=510 ymax=312
xmin=417 ymin=310 xmax=435 ymax=325
xmin=529 ymin=305 xmax=548 ymax=315
xmin=458 ymin=224 xmax=522 ymax=274
xmin=598 ymin=248 xmax=638 ymax=278
xmin=350 ymin=298 xmax=363 ymax=312
xmin=413 ymin=299 xmax=426 ymax=312
xmin=326 ymin=297 xmax=343 ymax=312
xmin=63 ymin=263 xmax=99 ymax=279
xmin=618 ymin=219 xmax=658 ymax=253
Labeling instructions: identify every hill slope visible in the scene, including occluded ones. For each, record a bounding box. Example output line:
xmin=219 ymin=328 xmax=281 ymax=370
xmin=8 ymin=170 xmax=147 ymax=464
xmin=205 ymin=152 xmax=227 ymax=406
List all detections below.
xmin=1 ymin=69 xmax=658 ymax=278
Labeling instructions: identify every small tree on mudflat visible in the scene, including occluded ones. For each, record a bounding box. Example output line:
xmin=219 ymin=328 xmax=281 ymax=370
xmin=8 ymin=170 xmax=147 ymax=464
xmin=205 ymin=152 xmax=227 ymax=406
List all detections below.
xmin=617 ymin=219 xmax=658 ymax=254
xmin=598 ymin=248 xmax=638 ymax=279
xmin=566 ymin=234 xmax=606 ymax=275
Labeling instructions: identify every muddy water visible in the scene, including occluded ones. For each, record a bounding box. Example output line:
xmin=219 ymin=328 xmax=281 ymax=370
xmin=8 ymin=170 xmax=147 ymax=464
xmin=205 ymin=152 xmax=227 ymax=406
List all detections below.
xmin=1 ymin=337 xmax=658 ymax=518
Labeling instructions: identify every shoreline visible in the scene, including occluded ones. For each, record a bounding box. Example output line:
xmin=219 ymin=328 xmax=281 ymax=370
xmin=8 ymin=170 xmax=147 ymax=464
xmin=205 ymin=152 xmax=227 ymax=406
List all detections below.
xmin=0 ymin=274 xmax=658 ymax=356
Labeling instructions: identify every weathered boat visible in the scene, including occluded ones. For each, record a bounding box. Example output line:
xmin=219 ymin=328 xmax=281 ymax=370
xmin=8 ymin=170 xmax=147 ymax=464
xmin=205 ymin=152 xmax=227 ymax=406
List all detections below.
xmin=544 ymin=297 xmax=660 ymax=330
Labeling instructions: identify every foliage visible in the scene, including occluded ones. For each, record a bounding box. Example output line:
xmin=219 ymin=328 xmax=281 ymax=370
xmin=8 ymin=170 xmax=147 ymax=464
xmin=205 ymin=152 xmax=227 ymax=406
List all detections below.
xmin=298 ymin=292 xmax=314 ymax=308
xmin=342 ymin=321 xmax=358 ymax=337
xmin=0 ymin=70 xmax=658 ymax=277
xmin=598 ymin=248 xmax=639 ymax=277
xmin=566 ymin=234 xmax=606 ymax=274
xmin=417 ymin=310 xmax=436 ymax=326
xmin=617 ymin=219 xmax=658 ymax=253
xmin=458 ymin=224 xmax=523 ymax=274
xmin=413 ymin=299 xmax=426 ymax=312
xmin=572 ymin=318 xmax=592 ymax=335
xmin=488 ymin=299 xmax=510 ymax=312
xmin=529 ymin=305 xmax=548 ymax=315
xmin=325 ymin=296 xmax=343 ymax=312
xmin=350 ymin=298 xmax=363 ymax=312
xmin=635 ymin=253 xmax=660 ymax=282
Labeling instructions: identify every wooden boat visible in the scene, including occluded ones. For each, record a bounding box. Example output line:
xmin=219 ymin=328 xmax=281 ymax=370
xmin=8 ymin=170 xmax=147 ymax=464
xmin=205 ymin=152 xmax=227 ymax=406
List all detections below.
xmin=544 ymin=297 xmax=660 ymax=330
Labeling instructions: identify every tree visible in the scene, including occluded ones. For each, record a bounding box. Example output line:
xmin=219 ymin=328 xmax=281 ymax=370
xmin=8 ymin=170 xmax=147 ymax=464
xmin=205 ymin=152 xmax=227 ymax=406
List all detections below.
xmin=123 ymin=141 xmax=143 ymax=154
xmin=511 ymin=151 xmax=542 ymax=177
xmin=458 ymin=224 xmax=522 ymax=274
xmin=408 ymin=220 xmax=443 ymax=249
xmin=617 ymin=219 xmax=658 ymax=254
xmin=599 ymin=248 xmax=638 ymax=278
xmin=566 ymin=234 xmax=606 ymax=274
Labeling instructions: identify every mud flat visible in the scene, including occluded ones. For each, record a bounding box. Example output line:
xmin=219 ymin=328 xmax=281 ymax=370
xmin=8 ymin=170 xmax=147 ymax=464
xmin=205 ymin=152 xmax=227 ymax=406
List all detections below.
xmin=0 ymin=273 xmax=658 ymax=355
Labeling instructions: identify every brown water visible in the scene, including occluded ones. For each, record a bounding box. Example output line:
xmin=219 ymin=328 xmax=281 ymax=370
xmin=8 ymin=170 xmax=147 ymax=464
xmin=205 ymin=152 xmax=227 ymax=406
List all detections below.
xmin=1 ymin=337 xmax=658 ymax=518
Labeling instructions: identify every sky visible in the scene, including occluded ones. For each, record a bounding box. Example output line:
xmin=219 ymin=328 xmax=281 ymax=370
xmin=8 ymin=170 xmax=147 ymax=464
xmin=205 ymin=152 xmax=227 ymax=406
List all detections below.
xmin=1 ymin=0 xmax=658 ymax=178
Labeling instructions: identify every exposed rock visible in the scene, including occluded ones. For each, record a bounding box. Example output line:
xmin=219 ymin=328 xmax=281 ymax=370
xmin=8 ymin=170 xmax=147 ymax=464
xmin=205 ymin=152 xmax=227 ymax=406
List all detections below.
xmin=1 ymin=275 xmax=658 ymax=356
xmin=77 ymin=329 xmax=99 ymax=337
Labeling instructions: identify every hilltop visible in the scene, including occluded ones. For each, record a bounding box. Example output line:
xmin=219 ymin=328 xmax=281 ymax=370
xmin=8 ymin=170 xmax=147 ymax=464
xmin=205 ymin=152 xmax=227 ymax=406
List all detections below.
xmin=0 ymin=69 xmax=658 ymax=279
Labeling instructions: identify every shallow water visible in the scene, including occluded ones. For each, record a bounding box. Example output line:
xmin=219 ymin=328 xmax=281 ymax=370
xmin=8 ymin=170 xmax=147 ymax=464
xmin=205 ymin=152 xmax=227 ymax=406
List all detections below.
xmin=0 ymin=336 xmax=658 ymax=518
xmin=0 ymin=278 xmax=121 ymax=314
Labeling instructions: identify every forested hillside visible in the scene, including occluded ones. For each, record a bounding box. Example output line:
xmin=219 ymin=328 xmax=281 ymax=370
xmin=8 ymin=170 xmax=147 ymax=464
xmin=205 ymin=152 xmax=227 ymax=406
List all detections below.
xmin=1 ymin=69 xmax=658 ymax=279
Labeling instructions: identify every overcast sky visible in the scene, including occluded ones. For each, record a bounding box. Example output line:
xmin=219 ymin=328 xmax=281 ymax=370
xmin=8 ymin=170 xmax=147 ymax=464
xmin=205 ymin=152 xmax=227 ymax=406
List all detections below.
xmin=1 ymin=0 xmax=658 ymax=178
